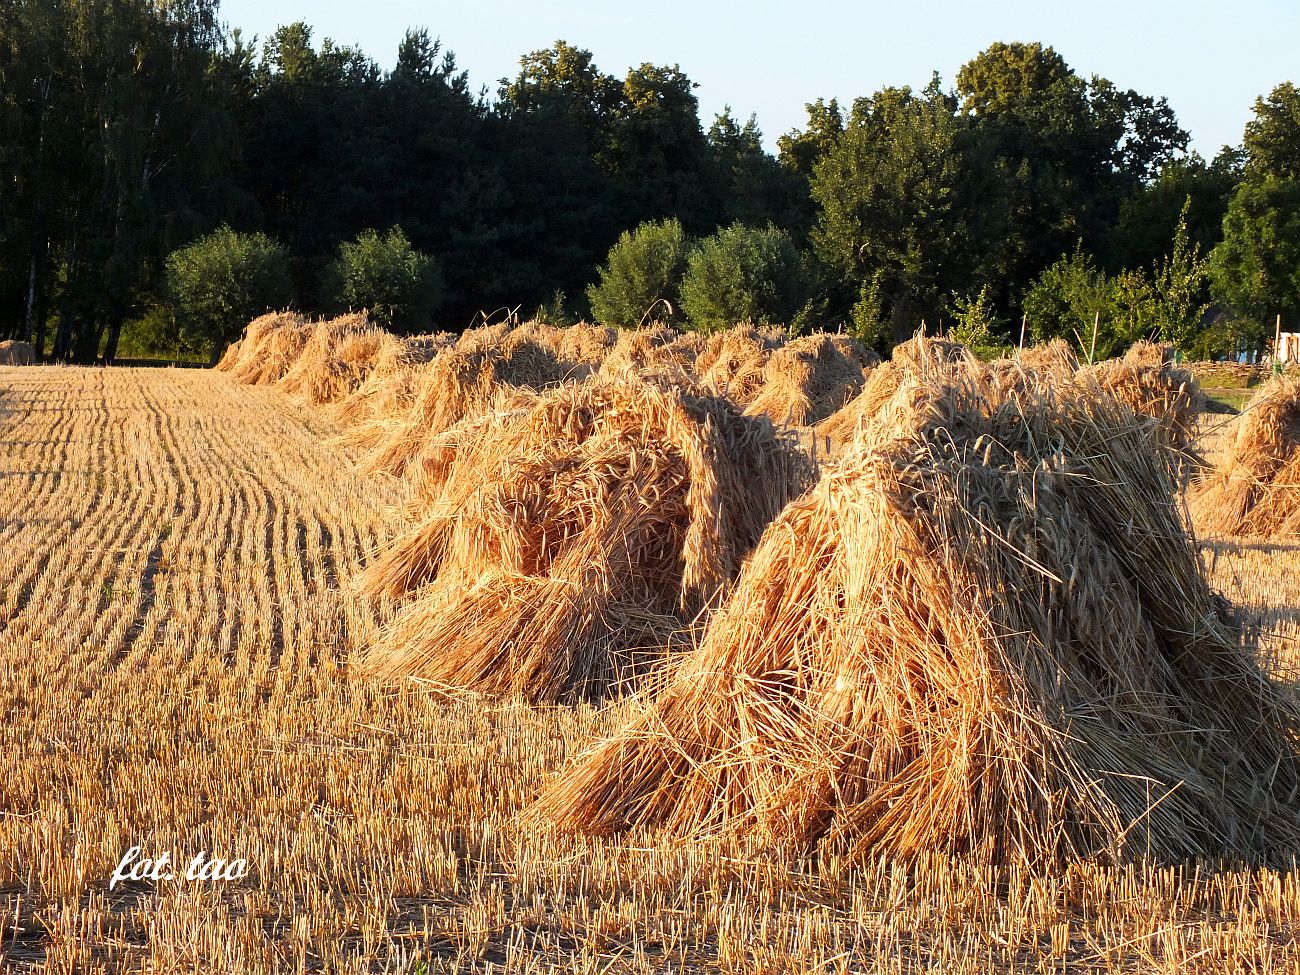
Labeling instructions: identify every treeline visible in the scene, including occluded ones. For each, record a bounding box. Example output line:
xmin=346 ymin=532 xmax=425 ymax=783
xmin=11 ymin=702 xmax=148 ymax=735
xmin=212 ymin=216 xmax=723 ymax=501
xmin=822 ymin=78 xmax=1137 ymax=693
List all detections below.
xmin=1 ymin=0 xmax=1297 ymax=361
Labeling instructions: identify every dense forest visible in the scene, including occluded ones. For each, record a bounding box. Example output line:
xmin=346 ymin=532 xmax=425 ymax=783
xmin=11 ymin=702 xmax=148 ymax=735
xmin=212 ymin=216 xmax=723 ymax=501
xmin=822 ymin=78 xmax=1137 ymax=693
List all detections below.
xmin=2 ymin=0 xmax=1298 ymax=361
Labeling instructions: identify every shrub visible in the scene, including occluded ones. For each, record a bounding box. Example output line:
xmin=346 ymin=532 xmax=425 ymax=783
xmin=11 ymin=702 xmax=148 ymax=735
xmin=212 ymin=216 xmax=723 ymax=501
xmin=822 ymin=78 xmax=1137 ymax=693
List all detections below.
xmin=949 ymin=285 xmax=1011 ymax=360
xmin=166 ymin=227 xmax=293 ymax=351
xmin=587 ymin=218 xmax=689 ymax=327
xmin=680 ymin=223 xmax=811 ymax=334
xmin=322 ymin=227 xmax=443 ymax=331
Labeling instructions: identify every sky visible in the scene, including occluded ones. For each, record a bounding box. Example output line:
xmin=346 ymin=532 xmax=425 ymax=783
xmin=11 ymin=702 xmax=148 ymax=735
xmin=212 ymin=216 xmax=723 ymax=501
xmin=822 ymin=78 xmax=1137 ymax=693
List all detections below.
xmin=216 ymin=0 xmax=1299 ymax=156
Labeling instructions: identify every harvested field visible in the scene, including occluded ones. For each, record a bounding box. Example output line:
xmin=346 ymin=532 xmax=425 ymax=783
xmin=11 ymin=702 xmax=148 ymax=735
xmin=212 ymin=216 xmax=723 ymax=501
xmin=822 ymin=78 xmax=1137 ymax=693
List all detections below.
xmin=3 ymin=364 xmax=1300 ymax=973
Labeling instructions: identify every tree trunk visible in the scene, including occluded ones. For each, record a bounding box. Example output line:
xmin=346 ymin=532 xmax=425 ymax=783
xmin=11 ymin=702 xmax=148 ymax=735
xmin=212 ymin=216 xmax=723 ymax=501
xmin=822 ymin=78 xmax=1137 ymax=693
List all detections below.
xmin=22 ymin=255 xmax=38 ymax=346
xmin=104 ymin=315 xmax=124 ymax=364
xmin=24 ymin=77 xmax=51 ymax=349
xmin=77 ymin=318 xmax=107 ymax=363
xmin=53 ymin=311 xmax=74 ymax=362
xmin=890 ymin=288 xmax=914 ymax=343
xmin=32 ymin=279 xmax=49 ymax=362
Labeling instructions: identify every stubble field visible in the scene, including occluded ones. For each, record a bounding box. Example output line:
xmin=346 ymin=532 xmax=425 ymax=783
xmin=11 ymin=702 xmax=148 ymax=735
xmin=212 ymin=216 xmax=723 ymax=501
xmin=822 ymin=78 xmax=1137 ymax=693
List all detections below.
xmin=1 ymin=365 xmax=1298 ymax=973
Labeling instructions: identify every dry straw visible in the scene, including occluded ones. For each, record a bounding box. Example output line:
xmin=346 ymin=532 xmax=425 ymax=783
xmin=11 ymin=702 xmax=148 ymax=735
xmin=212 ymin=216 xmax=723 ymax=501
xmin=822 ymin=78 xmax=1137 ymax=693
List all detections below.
xmin=536 ymin=363 xmax=1300 ymax=867
xmin=277 ymin=313 xmax=395 ymax=405
xmin=357 ymin=376 xmax=814 ymax=702
xmin=0 ymin=340 xmax=34 ymax=366
xmin=1016 ymin=337 xmax=1080 ymax=376
xmin=596 ymin=324 xmax=703 ymax=385
xmin=219 ymin=312 xmax=310 ymax=385
xmin=362 ymin=322 xmax=600 ymax=476
xmin=816 ymin=334 xmax=978 ymax=446
xmin=745 ymin=333 xmax=879 ymax=427
xmin=1083 ymin=340 xmax=1204 ymax=459
xmin=334 ymin=332 xmax=454 ymax=431
xmin=694 ymin=325 xmax=787 ymax=404
xmin=1190 ymin=375 xmax=1300 ymax=537
xmin=213 ymin=339 xmax=243 ymax=371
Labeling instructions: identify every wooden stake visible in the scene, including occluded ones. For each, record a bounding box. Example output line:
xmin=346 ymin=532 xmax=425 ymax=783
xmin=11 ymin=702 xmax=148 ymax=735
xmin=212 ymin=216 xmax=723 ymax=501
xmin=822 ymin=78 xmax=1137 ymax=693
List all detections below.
xmin=1018 ymin=313 xmax=1027 ymax=352
xmin=1090 ymin=311 xmax=1100 ymax=365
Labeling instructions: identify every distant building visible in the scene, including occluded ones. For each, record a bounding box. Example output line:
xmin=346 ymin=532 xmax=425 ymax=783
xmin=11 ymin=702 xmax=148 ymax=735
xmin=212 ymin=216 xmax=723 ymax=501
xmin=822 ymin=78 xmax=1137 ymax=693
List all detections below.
xmin=1279 ymin=332 xmax=1300 ymax=365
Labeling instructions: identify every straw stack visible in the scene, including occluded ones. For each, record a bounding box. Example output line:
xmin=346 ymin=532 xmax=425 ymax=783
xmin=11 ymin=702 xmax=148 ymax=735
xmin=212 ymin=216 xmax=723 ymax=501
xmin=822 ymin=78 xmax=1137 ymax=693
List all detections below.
xmin=357 ymin=376 xmax=814 ymax=701
xmin=362 ymin=323 xmax=598 ymax=476
xmin=816 ymin=334 xmax=980 ymax=446
xmin=746 ymin=333 xmax=879 ymax=427
xmin=220 ymin=312 xmax=310 ymax=385
xmin=276 ymin=314 xmax=393 ymax=405
xmin=1190 ymin=375 xmax=1300 ymax=537
xmin=537 ymin=368 xmax=1300 ymax=866
xmin=1083 ymin=341 xmax=1203 ymax=459
xmin=694 ymin=325 xmax=787 ymax=405
xmin=0 ymin=340 xmax=34 ymax=366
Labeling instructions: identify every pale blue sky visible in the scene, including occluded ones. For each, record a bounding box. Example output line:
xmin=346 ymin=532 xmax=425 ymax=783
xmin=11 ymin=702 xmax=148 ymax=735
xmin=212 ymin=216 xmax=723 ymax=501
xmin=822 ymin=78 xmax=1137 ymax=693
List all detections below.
xmin=217 ymin=0 xmax=1297 ymax=155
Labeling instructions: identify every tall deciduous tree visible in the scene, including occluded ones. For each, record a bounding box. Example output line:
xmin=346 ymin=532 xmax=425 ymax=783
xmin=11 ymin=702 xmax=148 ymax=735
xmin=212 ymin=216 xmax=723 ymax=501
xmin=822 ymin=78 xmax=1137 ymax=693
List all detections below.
xmin=1242 ymin=82 xmax=1300 ymax=181
xmin=708 ymin=110 xmax=809 ymax=235
xmin=1209 ymin=176 xmax=1300 ymax=338
xmin=956 ymin=42 xmax=1188 ymax=305
xmin=1 ymin=0 xmax=245 ymax=361
xmin=810 ymin=80 xmax=987 ymax=341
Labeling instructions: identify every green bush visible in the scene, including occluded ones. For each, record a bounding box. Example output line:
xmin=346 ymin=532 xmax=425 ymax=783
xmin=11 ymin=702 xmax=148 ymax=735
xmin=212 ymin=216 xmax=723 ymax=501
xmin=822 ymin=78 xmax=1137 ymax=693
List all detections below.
xmin=587 ymin=218 xmax=689 ymax=327
xmin=949 ymin=285 xmax=1011 ymax=360
xmin=114 ymin=304 xmax=208 ymax=362
xmin=322 ymin=227 xmax=443 ymax=330
xmin=532 ymin=290 xmax=580 ymax=327
xmin=679 ymin=222 xmax=811 ymax=334
xmin=166 ymin=227 xmax=293 ymax=352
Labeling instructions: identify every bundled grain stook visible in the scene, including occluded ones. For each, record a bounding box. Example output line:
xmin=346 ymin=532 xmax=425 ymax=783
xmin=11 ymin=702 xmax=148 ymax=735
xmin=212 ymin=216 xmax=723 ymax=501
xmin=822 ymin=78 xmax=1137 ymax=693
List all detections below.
xmin=219 ymin=312 xmax=310 ymax=385
xmin=0 ymin=340 xmax=35 ymax=366
xmin=596 ymin=324 xmax=703 ymax=385
xmin=357 ymin=376 xmax=814 ymax=702
xmin=1190 ymin=375 xmax=1300 ymax=538
xmin=1016 ymin=337 xmax=1080 ymax=377
xmin=536 ymin=371 xmax=1300 ymax=867
xmin=983 ymin=338 xmax=1082 ymax=400
xmin=334 ymin=332 xmax=455 ymax=430
xmin=1083 ymin=340 xmax=1204 ymax=460
xmin=277 ymin=313 xmax=397 ymax=405
xmin=815 ymin=334 xmax=979 ymax=447
xmin=213 ymin=339 xmax=243 ymax=371
xmin=693 ymin=325 xmax=787 ymax=405
xmin=745 ymin=333 xmax=879 ymax=427
xmin=363 ymin=322 xmax=601 ymax=476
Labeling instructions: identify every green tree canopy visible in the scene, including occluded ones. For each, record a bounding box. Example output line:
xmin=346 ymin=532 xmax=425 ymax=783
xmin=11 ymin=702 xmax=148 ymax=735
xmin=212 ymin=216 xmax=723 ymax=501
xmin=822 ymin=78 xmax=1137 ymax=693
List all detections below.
xmin=810 ymin=80 xmax=986 ymax=341
xmin=707 ymin=110 xmax=810 ymax=234
xmin=1242 ymin=81 xmax=1300 ymax=181
xmin=321 ymin=227 xmax=443 ymax=331
xmin=680 ymin=223 xmax=810 ymax=333
xmin=586 ymin=218 xmax=690 ymax=327
xmin=955 ymin=42 xmax=1188 ymax=304
xmin=1209 ymin=176 xmax=1300 ymax=339
xmin=166 ymin=226 xmax=292 ymax=351
xmin=777 ymin=98 xmax=844 ymax=179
